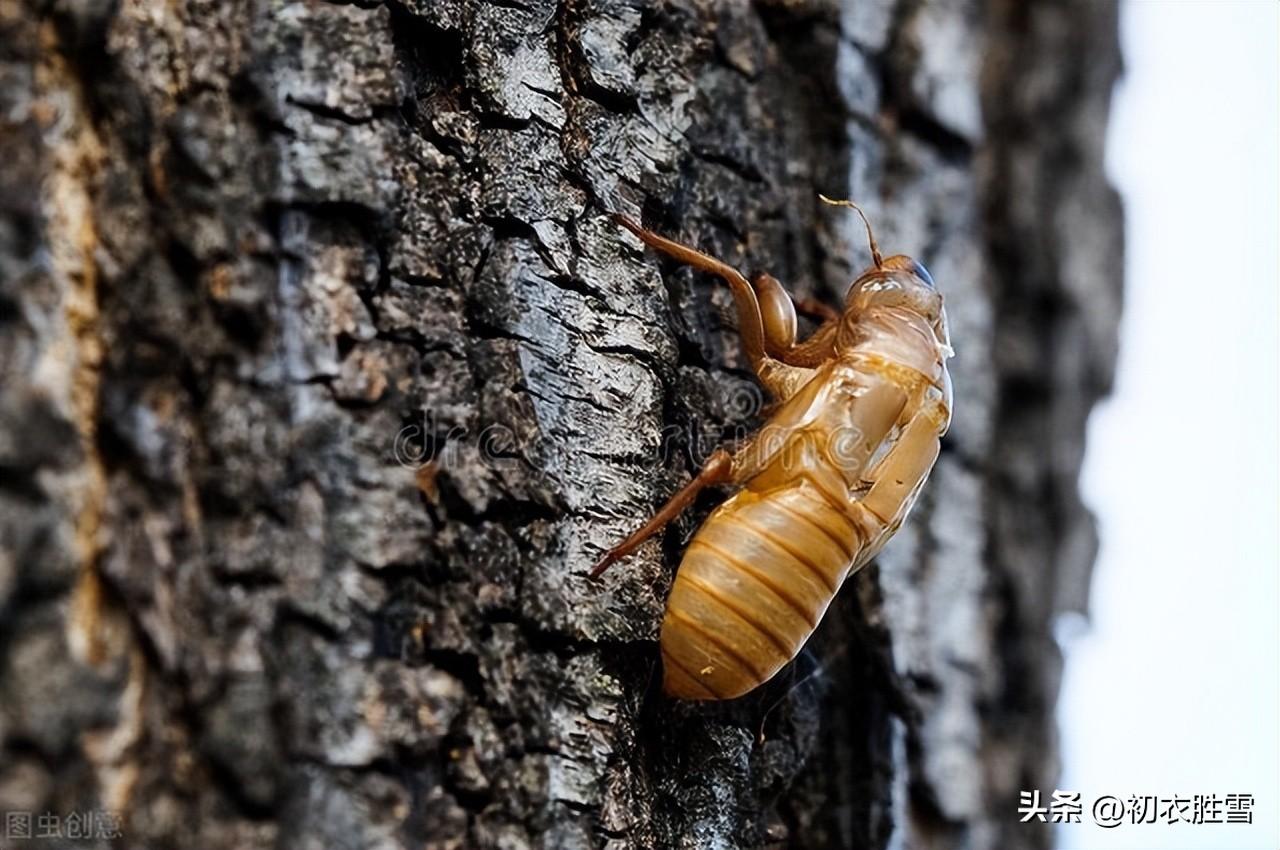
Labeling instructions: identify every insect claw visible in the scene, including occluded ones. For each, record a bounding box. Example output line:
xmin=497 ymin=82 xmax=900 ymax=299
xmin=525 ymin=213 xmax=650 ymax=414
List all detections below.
xmin=588 ymin=551 xmax=619 ymax=580
xmin=611 ymin=212 xmax=642 ymax=235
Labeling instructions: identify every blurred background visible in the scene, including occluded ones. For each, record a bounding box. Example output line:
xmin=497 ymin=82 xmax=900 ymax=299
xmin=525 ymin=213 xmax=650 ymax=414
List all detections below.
xmin=1057 ymin=2 xmax=1279 ymax=849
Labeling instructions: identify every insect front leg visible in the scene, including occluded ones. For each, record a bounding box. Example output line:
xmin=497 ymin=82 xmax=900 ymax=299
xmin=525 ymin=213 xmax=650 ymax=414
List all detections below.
xmin=753 ymin=273 xmax=839 ymax=368
xmin=614 ymin=214 xmax=769 ymax=367
xmin=752 ymin=273 xmax=798 ymax=356
xmin=613 ymin=214 xmax=813 ymax=398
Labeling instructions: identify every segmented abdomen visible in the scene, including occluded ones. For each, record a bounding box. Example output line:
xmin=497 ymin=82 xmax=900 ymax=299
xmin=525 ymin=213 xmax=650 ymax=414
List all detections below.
xmin=659 ymin=482 xmax=861 ymax=700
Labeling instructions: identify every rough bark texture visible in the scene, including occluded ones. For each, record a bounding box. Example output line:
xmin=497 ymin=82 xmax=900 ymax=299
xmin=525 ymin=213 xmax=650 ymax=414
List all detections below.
xmin=0 ymin=0 xmax=1121 ymax=848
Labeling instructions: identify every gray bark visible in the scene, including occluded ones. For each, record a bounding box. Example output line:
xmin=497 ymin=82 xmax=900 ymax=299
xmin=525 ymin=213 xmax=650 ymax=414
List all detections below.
xmin=0 ymin=0 xmax=1121 ymax=848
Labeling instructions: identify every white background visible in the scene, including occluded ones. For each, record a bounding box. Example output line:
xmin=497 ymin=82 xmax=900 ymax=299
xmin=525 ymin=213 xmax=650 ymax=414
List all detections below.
xmin=1056 ymin=1 xmax=1279 ymax=849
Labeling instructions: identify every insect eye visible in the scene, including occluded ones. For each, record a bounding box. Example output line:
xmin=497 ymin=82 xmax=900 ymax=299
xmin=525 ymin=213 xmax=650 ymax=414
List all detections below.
xmin=910 ymin=260 xmax=935 ymax=288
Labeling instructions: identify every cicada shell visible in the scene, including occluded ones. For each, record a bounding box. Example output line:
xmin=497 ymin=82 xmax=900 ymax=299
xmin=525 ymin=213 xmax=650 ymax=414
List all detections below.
xmin=594 ymin=201 xmax=952 ymax=700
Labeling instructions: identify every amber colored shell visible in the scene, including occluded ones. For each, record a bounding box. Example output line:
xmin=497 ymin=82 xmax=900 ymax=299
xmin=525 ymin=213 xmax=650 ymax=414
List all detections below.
xmin=661 ymin=307 xmax=950 ymax=700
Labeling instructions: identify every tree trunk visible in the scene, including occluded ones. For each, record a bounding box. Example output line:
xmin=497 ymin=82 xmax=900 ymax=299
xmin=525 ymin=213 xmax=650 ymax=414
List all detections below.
xmin=0 ymin=0 xmax=1121 ymax=848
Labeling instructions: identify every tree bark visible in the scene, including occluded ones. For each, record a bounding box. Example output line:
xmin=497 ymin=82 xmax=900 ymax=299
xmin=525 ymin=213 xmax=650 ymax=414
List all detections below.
xmin=0 ymin=0 xmax=1121 ymax=848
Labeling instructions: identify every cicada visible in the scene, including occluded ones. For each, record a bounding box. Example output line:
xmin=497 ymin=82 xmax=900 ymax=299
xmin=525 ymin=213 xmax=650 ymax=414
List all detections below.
xmin=592 ymin=197 xmax=952 ymax=700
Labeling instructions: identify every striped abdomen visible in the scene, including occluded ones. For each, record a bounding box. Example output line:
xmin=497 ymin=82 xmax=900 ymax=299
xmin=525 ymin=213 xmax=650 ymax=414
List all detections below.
xmin=659 ymin=481 xmax=862 ymax=700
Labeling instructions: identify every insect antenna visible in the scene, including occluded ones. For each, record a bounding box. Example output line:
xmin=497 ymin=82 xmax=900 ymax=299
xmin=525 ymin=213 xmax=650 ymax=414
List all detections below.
xmin=818 ymin=194 xmax=883 ymax=268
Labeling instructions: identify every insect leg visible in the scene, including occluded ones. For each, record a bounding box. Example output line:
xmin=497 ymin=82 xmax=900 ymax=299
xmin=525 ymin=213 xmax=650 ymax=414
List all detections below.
xmin=778 ymin=321 xmax=838 ymax=367
xmin=752 ymin=273 xmax=839 ymax=368
xmin=613 ymin=215 xmax=818 ymax=397
xmin=792 ymin=296 xmax=840 ymax=323
xmin=589 ymin=396 xmax=825 ymax=581
xmin=752 ymin=273 xmax=798 ymax=356
xmin=589 ymin=448 xmax=735 ymax=579
xmin=615 ymin=214 xmax=769 ymax=368
xmin=619 ymin=213 xmax=819 ymax=394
